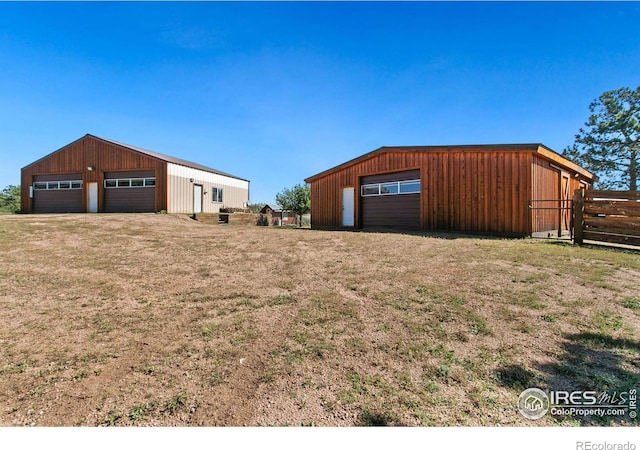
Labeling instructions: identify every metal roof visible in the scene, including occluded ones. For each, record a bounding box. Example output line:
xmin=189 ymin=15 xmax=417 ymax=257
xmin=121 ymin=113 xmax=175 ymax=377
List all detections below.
xmin=304 ymin=143 xmax=594 ymax=183
xmin=91 ymin=135 xmax=249 ymax=182
xmin=261 ymin=203 xmax=284 ymax=212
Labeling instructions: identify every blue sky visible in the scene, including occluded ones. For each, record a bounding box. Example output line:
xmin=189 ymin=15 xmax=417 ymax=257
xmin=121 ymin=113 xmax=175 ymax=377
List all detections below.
xmin=1 ymin=2 xmax=639 ymax=203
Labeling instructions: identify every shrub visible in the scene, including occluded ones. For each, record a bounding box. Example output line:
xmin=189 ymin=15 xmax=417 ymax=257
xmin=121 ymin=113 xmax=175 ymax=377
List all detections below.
xmin=256 ymin=214 xmax=269 ymax=226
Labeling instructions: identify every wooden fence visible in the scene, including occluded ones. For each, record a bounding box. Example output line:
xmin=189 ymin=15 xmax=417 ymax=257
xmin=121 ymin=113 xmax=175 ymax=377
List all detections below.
xmin=573 ymin=189 xmax=640 ymax=247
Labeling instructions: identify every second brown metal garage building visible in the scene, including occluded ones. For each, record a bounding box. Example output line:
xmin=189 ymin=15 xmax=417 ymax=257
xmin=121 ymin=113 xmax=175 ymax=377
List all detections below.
xmin=304 ymin=144 xmax=595 ymax=236
xmin=21 ymin=134 xmax=250 ymax=214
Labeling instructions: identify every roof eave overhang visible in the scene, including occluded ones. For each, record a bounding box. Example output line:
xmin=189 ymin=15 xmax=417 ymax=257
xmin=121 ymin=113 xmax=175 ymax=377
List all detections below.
xmin=304 ymin=146 xmax=387 ymax=183
xmin=305 ymin=144 xmax=596 ymax=184
xmin=22 ymin=134 xmax=249 ymax=183
xmin=535 ymin=144 xmax=595 ymax=181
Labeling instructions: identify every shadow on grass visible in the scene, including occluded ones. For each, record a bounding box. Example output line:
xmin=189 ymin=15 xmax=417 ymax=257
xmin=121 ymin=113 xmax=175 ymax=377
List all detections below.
xmin=357 ymin=409 xmax=409 ymax=427
xmin=305 ymin=226 xmax=640 ymax=252
xmin=533 ymin=332 xmax=640 ymax=425
xmin=310 ymin=226 xmax=523 ymax=241
xmin=358 ymin=409 xmax=393 ymax=426
xmin=493 ymin=365 xmax=539 ymax=391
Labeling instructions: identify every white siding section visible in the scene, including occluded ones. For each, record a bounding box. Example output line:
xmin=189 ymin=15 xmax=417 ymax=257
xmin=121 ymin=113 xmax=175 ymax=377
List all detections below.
xmin=168 ymin=164 xmax=248 ymax=189
xmin=167 ymin=163 xmax=250 ymax=214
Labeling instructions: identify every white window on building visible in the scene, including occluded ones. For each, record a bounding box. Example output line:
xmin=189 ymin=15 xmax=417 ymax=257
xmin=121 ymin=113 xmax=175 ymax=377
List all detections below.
xmin=211 ymin=187 xmax=223 ymax=203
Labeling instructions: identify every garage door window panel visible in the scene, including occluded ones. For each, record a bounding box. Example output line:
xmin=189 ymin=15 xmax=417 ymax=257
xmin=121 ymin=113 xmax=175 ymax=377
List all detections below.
xmin=361 ymin=179 xmax=420 ymax=197
xmin=361 ymin=185 xmax=380 ymax=196
xmin=381 ymin=183 xmax=399 ymax=195
xmin=105 ymin=177 xmax=156 ymax=188
xmin=399 ymin=181 xmax=420 ymax=194
xmin=33 ymin=180 xmax=82 ymax=190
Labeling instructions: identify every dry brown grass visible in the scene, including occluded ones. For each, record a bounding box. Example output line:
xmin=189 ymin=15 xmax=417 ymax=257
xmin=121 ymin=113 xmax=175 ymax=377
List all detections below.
xmin=0 ymin=214 xmax=638 ymax=426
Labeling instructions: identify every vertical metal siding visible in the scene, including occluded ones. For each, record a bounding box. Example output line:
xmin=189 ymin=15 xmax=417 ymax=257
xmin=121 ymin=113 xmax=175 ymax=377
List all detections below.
xmin=531 ymin=156 xmax=560 ymax=233
xmin=21 ymin=135 xmax=167 ymax=213
xmin=309 ymin=148 xmax=534 ymax=235
xmin=167 ymin=164 xmax=249 ymax=214
xmin=530 ymin=154 xmax=584 ymax=234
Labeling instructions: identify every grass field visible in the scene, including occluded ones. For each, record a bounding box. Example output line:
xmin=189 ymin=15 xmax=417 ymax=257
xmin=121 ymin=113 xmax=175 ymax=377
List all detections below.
xmin=0 ymin=214 xmax=638 ymax=426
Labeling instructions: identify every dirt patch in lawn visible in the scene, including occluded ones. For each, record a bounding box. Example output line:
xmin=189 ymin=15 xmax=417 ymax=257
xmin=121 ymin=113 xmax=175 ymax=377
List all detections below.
xmin=0 ymin=214 xmax=638 ymax=426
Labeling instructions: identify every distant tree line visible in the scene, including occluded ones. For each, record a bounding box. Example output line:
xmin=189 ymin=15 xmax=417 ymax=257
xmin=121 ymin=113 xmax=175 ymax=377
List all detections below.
xmin=0 ymin=185 xmax=20 ymax=213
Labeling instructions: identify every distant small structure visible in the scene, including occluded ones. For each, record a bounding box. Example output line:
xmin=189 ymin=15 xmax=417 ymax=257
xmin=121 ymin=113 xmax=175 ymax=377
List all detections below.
xmin=260 ymin=204 xmax=297 ymax=226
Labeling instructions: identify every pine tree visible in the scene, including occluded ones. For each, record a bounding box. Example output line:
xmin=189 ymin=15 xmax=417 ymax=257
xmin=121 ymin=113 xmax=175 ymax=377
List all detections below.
xmin=563 ymin=87 xmax=639 ymax=190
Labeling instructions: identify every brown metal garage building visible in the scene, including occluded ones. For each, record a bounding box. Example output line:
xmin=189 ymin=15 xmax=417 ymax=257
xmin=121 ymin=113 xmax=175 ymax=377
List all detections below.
xmin=21 ymin=134 xmax=250 ymax=214
xmin=304 ymin=144 xmax=595 ymax=236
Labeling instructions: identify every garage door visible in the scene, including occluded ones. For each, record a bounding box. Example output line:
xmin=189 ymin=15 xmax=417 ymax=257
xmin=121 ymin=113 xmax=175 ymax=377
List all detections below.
xmin=32 ymin=174 xmax=83 ymax=213
xmin=104 ymin=171 xmax=156 ymax=213
xmin=361 ymin=170 xmax=420 ymax=229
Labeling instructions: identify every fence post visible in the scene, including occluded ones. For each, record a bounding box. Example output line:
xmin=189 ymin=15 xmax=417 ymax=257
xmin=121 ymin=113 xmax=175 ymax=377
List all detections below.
xmin=573 ymin=188 xmax=584 ymax=245
xmin=527 ymin=200 xmax=532 ymax=237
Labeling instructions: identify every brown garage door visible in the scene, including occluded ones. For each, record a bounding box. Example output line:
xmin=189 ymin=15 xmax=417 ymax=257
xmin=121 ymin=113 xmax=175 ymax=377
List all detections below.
xmin=104 ymin=171 xmax=156 ymax=213
xmin=361 ymin=170 xmax=421 ymax=230
xmin=32 ymin=174 xmax=83 ymax=213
